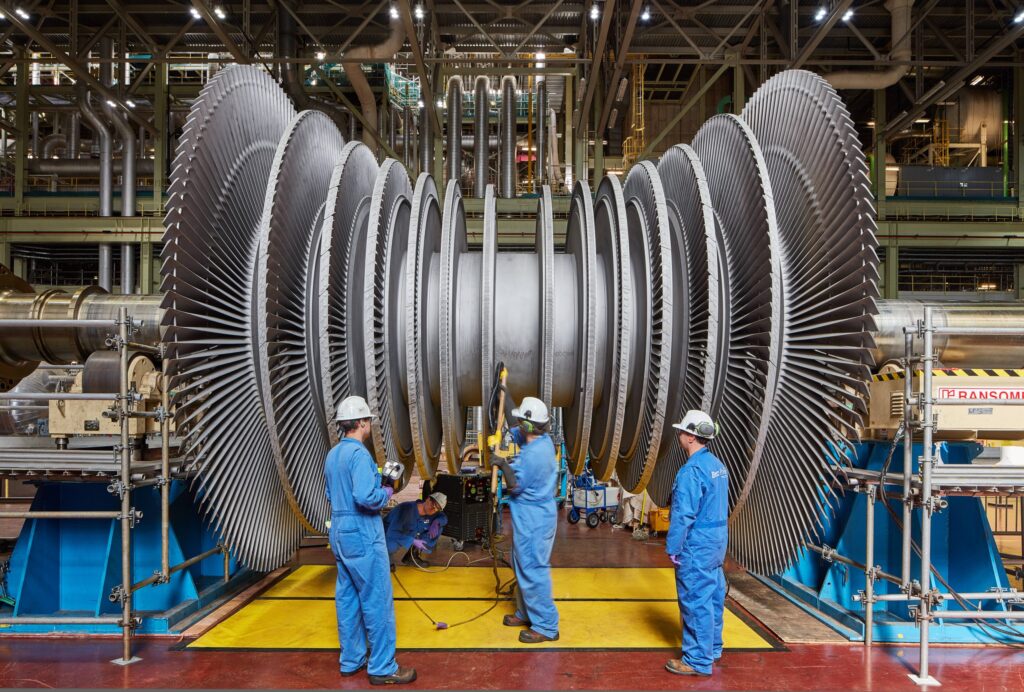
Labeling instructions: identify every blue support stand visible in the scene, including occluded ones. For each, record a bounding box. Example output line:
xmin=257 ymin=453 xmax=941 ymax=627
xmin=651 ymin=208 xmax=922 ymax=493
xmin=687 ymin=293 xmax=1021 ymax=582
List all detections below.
xmin=766 ymin=440 xmax=1020 ymax=644
xmin=2 ymin=480 xmax=253 ymax=634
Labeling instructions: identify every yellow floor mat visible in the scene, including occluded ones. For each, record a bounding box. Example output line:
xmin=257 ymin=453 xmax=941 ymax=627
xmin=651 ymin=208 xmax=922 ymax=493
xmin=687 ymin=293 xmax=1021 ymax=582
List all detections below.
xmin=263 ymin=565 xmax=677 ymax=601
xmin=189 ymin=566 xmax=777 ymax=651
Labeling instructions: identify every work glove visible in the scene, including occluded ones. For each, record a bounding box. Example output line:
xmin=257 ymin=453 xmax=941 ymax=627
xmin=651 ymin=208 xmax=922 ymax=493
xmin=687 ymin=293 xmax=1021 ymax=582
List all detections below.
xmin=668 ymin=553 xmax=681 ymax=567
xmin=428 ymin=519 xmax=442 ymax=539
xmin=412 ymin=538 xmax=428 ymax=552
xmin=384 ymin=486 xmax=394 ymax=501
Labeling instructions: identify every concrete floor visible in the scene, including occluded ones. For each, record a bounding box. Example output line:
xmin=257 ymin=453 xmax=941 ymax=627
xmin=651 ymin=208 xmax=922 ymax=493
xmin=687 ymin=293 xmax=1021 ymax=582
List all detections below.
xmin=1 ymin=511 xmax=1023 ymax=690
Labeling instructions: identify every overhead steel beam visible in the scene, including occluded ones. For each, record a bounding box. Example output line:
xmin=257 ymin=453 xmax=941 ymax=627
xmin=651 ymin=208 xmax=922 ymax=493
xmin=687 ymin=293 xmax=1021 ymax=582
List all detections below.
xmin=595 ymin=0 xmax=643 ymax=136
xmin=397 ymin=0 xmax=442 ymax=134
xmin=191 ymin=0 xmax=250 ymax=63
xmin=649 ymin=0 xmax=704 ymax=59
xmin=573 ymin=0 xmax=617 ymax=132
xmin=127 ymin=19 xmax=196 ymax=96
xmin=311 ymin=65 xmax=406 ymax=167
xmin=335 ymin=0 xmax=390 ymax=57
xmin=512 ymin=0 xmax=568 ymax=55
xmin=75 ymin=15 xmax=119 ymax=61
xmin=106 ymin=0 xmax=161 ymax=54
xmin=449 ymin=0 xmax=507 ymax=56
xmin=1 ymin=4 xmax=156 ymax=136
xmin=792 ymin=0 xmax=853 ymax=69
xmin=885 ymin=20 xmax=1024 ymax=137
xmin=639 ymin=62 xmax=728 ymax=159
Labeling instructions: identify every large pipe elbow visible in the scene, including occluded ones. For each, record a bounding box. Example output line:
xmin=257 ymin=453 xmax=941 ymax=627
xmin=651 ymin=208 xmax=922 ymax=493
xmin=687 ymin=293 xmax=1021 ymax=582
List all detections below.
xmin=342 ymin=16 xmax=406 ymax=149
xmin=825 ymin=0 xmax=913 ymax=90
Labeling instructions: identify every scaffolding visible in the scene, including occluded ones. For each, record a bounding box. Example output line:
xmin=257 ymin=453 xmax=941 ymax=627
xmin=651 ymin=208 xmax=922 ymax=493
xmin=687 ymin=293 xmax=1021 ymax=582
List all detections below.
xmin=817 ymin=305 xmax=1024 ymax=687
xmin=0 ymin=309 xmax=228 ymax=664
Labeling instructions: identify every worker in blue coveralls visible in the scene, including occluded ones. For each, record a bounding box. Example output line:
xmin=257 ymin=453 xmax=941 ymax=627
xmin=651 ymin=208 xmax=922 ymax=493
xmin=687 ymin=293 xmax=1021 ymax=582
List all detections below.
xmin=384 ymin=491 xmax=449 ymax=568
xmin=324 ymin=395 xmax=416 ymax=686
xmin=490 ymin=396 xmax=560 ymax=643
xmin=664 ymin=409 xmax=729 ymax=677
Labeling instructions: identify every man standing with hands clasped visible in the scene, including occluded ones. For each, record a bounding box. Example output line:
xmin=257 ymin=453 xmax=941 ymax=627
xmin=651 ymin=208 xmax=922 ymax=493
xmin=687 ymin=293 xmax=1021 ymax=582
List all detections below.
xmin=664 ymin=410 xmax=729 ymax=677
xmin=324 ymin=395 xmax=416 ymax=685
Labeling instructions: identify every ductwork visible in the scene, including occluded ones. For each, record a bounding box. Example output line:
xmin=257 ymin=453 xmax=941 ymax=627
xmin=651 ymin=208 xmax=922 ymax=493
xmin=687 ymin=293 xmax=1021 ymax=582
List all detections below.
xmin=77 ymin=86 xmax=113 ymax=292
xmin=535 ymin=78 xmax=547 ymax=189
xmin=28 ymin=159 xmax=155 ymax=176
xmin=547 ymin=107 xmax=564 ymax=186
xmin=41 ymin=133 xmax=66 ymax=158
xmin=419 ymin=106 xmax=433 ymax=176
xmin=826 ymin=0 xmax=913 ymax=90
xmin=446 ymin=77 xmax=463 ymax=185
xmin=68 ymin=112 xmax=80 ymax=159
xmin=403 ymin=105 xmax=412 ymax=169
xmin=102 ymin=38 xmax=136 ymax=295
xmin=499 ymin=76 xmax=516 ymax=198
xmin=474 ymin=76 xmax=490 ymax=198
xmin=340 ymin=15 xmax=406 ymax=149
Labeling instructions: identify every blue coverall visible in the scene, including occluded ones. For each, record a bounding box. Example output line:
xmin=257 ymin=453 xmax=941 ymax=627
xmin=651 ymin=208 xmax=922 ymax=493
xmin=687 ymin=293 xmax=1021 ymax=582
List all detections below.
xmin=324 ymin=437 xmax=398 ymax=677
xmin=383 ymin=500 xmax=448 ymax=553
xmin=665 ymin=447 xmax=729 ymax=675
xmin=507 ymin=427 xmax=560 ymax=638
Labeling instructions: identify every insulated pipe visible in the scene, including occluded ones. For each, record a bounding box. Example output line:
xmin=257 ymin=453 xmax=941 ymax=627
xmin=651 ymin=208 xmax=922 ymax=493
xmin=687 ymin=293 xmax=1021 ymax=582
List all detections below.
xmin=446 ymin=77 xmax=464 ymax=185
xmin=68 ymin=112 xmax=80 ymax=159
xmin=826 ymin=0 xmax=913 ymax=90
xmin=77 ymin=87 xmax=113 ymax=292
xmin=41 ymin=133 xmax=66 ymax=158
xmin=872 ymin=300 xmax=1024 ymax=368
xmin=340 ymin=15 xmax=405 ymax=149
xmin=388 ymin=103 xmax=398 ymax=154
xmin=474 ymin=77 xmax=490 ymax=197
xmin=419 ymin=106 xmax=433 ymax=177
xmin=499 ymin=76 xmax=517 ymax=198
xmin=403 ymin=105 xmax=412 ymax=169
xmin=28 ymin=159 xmax=155 ymax=175
xmin=535 ymin=78 xmax=547 ymax=188
xmin=102 ymin=59 xmax=137 ymax=294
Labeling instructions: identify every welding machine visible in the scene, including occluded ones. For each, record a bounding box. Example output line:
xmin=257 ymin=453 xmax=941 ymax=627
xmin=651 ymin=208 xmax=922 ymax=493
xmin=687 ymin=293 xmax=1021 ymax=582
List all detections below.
xmin=423 ymin=471 xmax=492 ymax=548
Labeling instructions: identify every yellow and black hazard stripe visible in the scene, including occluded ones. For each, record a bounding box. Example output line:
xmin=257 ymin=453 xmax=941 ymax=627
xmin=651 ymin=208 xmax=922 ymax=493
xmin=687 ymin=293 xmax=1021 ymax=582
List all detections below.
xmin=872 ymin=368 xmax=1024 ymax=381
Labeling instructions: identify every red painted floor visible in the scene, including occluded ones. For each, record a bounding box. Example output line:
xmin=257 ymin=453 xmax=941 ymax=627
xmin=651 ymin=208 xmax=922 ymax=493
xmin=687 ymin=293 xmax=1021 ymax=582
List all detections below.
xmin=1 ymin=638 xmax=1023 ymax=690
xmin=2 ymin=517 xmax=1022 ymax=689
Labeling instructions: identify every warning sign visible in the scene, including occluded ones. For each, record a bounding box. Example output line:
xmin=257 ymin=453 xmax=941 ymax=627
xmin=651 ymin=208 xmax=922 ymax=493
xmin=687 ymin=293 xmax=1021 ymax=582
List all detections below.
xmin=937 ymin=387 xmax=1024 ymax=401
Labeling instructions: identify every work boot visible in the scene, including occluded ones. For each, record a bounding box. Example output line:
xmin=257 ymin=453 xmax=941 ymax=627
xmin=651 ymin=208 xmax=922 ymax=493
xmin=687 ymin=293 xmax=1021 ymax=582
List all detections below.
xmin=340 ymin=663 xmax=365 ymax=678
xmin=519 ymin=628 xmax=559 ymax=643
xmin=369 ymin=666 xmax=417 ymax=685
xmin=502 ymin=614 xmax=530 ymax=627
xmin=664 ymin=659 xmax=710 ymax=677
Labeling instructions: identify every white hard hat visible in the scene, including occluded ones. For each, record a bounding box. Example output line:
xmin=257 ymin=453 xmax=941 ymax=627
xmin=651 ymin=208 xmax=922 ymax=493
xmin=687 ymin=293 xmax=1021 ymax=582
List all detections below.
xmin=673 ymin=409 xmax=718 ymax=439
xmin=511 ymin=396 xmax=549 ymax=425
xmin=429 ymin=491 xmax=447 ymax=510
xmin=336 ymin=395 xmax=374 ymax=422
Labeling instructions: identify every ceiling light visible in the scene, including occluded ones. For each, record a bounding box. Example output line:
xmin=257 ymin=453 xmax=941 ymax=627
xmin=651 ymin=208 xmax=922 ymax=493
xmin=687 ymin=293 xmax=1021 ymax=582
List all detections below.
xmin=1016 ymin=9 xmax=1024 ymax=23
xmin=190 ymin=7 xmax=201 ymax=19
xmin=126 ymin=99 xmax=136 ymax=108
xmin=417 ymin=99 xmax=424 ymax=108
xmin=436 ymin=98 xmax=445 ymax=108
xmin=0 ymin=11 xmax=6 ymax=20
xmin=814 ymin=7 xmax=826 ymax=22
xmin=15 ymin=7 xmax=29 ymax=19
xmin=536 ymin=51 xmax=546 ymax=68
xmin=105 ymin=99 xmax=117 ymax=108
xmin=914 ymin=118 xmax=930 ymax=124
xmin=310 ymin=78 xmax=318 ymax=85
xmin=390 ymin=6 xmax=399 ymax=19
xmin=414 ymin=4 xmax=424 ymax=20
xmin=641 ymin=6 xmax=650 ymax=21
xmin=213 ymin=6 xmax=227 ymax=20
xmin=842 ymin=9 xmax=853 ymax=21
xmin=316 ymin=50 xmax=327 ymax=61
xmin=590 ymin=4 xmax=599 ymax=20
xmin=970 ymin=75 xmax=984 ymax=86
